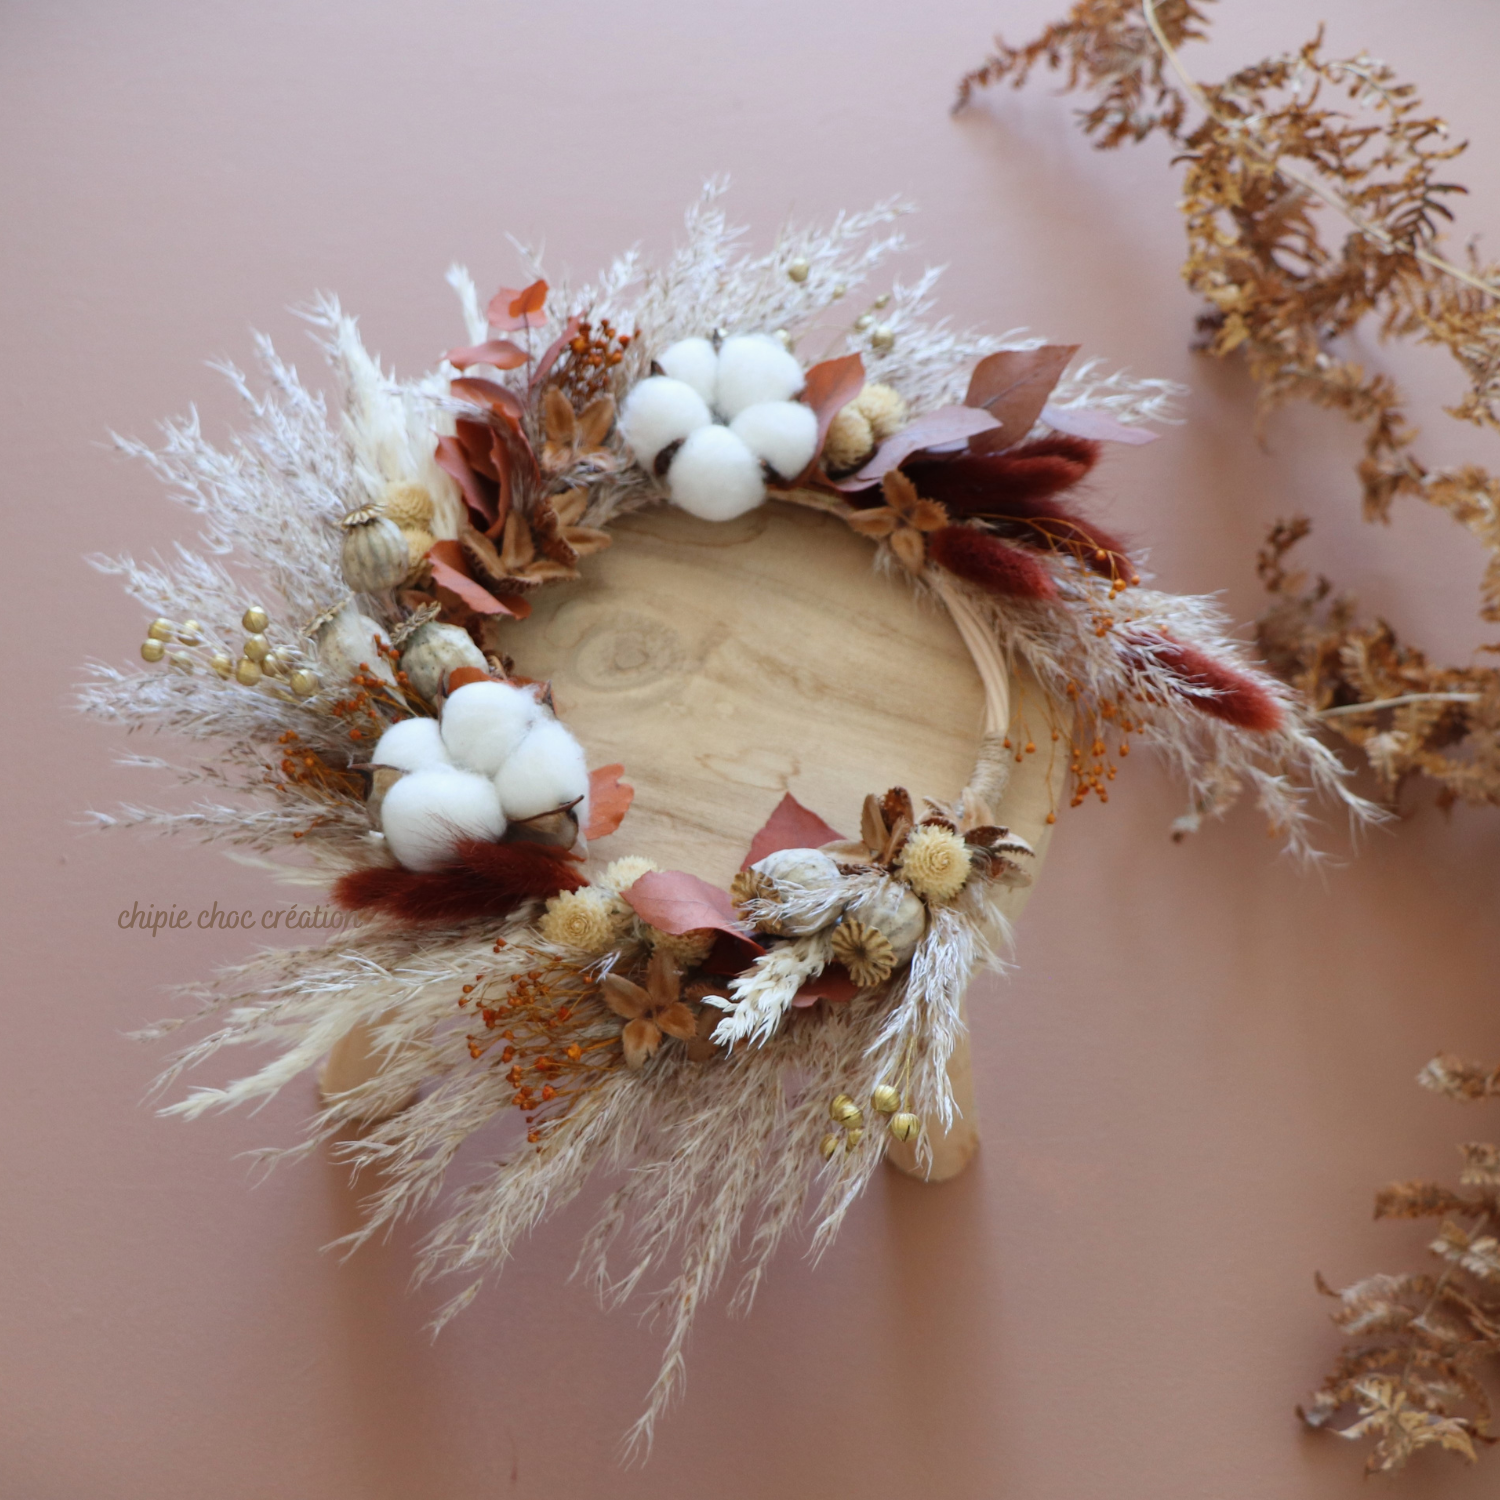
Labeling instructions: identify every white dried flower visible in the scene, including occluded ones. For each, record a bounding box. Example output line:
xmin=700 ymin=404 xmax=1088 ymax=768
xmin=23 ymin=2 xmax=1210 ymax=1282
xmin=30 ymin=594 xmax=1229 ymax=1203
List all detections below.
xmin=440 ymin=680 xmax=541 ymax=776
xmin=853 ymin=382 xmax=908 ymax=440
xmin=655 ymin=337 xmax=718 ymax=405
xmin=371 ymin=715 xmax=451 ymax=773
xmin=645 ymin=927 xmax=716 ymax=969
xmin=602 ymin=855 xmax=659 ymax=894
xmin=898 ymin=824 xmax=973 ymax=903
xmin=822 ymin=404 xmax=875 ymax=475
xmin=714 ymin=333 xmax=805 ymax=419
xmin=380 ymin=768 xmax=505 ymax=871
xmin=494 ymin=718 xmax=590 ymax=824
xmin=619 ymin=376 xmax=713 ymax=468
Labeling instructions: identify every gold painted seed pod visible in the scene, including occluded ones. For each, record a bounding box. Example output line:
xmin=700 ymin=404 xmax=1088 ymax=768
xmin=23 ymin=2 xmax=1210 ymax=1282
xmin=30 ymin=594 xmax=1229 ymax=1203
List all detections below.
xmin=820 ymin=1134 xmax=841 ymax=1161
xmin=871 ymin=1085 xmax=900 ymax=1115
xmin=235 ymin=657 xmax=263 ymax=687
xmin=243 ymin=633 xmax=271 ymax=663
xmin=140 ymin=639 xmax=166 ymax=662
xmin=147 ymin=618 xmax=174 ymax=641
xmin=290 ymin=668 xmax=320 ymax=698
xmin=210 ymin=652 xmax=233 ymax=679
xmin=242 ymin=605 xmax=269 ymax=633
xmin=888 ymin=1112 xmax=920 ymax=1142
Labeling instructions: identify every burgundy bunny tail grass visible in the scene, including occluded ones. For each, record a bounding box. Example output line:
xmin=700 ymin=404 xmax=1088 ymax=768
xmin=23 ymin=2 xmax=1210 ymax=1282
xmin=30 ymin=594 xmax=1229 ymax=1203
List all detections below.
xmin=928 ymin=525 xmax=1058 ymax=600
xmin=1136 ymin=635 xmax=1286 ymax=734
xmin=335 ymin=839 xmax=586 ymax=923
xmin=904 ymin=443 xmax=1130 ymax=581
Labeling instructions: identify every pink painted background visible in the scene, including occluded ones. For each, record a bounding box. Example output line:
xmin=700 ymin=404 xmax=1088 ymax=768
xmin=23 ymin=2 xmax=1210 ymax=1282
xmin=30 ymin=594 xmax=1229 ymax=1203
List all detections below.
xmin=4 ymin=1 xmax=1499 ymax=1495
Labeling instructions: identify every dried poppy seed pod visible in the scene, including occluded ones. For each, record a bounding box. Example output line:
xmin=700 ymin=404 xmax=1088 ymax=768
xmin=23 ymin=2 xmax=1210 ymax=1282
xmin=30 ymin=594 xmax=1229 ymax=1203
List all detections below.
xmin=871 ymin=1085 xmax=901 ymax=1115
xmin=888 ymin=1112 xmax=920 ymax=1142
xmin=844 ymin=874 xmax=926 ymax=964
xmin=308 ymin=599 xmax=398 ymax=694
xmin=340 ymin=506 xmax=410 ymax=593
xmin=398 ymin=621 xmax=487 ymax=703
xmin=746 ymin=847 xmax=848 ymax=935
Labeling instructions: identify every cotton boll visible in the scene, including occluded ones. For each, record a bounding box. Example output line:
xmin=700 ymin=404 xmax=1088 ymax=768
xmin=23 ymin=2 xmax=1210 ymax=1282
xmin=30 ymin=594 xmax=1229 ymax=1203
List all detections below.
xmin=494 ymin=718 xmax=591 ymax=825
xmin=655 ymin=338 xmax=719 ymax=406
xmin=380 ymin=769 xmax=507 ymax=872
xmin=666 ymin=425 xmax=767 ymax=522
xmin=372 ymin=716 xmax=453 ymax=773
xmin=714 ymin=335 xmax=805 ymax=420
xmin=729 ymin=401 xmax=819 ymax=482
xmin=439 ymin=680 xmax=541 ymax=775
xmin=619 ymin=376 xmax=713 ymax=469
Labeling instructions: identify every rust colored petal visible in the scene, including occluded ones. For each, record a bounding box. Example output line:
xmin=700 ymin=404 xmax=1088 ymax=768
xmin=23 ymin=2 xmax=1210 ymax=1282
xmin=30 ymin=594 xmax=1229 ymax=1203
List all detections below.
xmin=888 ymin=525 xmax=927 ymax=573
xmin=601 ymin=975 xmax=651 ymax=1020
xmin=622 ymin=1017 xmax=660 ymax=1070
xmin=656 ymin=1002 xmax=698 ymax=1042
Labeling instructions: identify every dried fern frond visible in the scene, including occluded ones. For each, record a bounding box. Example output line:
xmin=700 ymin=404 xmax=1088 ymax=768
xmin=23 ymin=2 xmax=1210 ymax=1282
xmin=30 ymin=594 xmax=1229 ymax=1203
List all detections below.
xmin=1301 ymin=1056 xmax=1500 ymax=1474
xmin=958 ymin=1 xmax=1500 ymax=808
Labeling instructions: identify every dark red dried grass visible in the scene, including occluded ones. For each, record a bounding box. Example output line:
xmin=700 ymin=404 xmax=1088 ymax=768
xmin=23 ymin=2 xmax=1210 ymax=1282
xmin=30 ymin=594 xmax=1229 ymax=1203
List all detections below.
xmin=334 ymin=839 xmax=586 ymax=924
xmin=928 ymin=525 xmax=1058 ymax=599
xmin=1142 ymin=634 xmax=1285 ymax=733
xmin=903 ymin=440 xmax=1130 ymax=579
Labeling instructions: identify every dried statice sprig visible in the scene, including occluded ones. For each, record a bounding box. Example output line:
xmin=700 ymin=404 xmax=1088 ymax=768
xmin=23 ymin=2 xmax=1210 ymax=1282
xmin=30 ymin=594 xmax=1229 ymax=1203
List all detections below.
xmin=957 ymin=0 xmax=1500 ymax=809
xmin=1301 ymin=1054 xmax=1500 ymax=1474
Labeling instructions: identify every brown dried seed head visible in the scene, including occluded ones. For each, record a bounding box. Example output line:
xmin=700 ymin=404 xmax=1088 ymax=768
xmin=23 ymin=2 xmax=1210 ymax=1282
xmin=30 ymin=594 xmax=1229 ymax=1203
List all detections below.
xmin=829 ymin=919 xmax=896 ymax=988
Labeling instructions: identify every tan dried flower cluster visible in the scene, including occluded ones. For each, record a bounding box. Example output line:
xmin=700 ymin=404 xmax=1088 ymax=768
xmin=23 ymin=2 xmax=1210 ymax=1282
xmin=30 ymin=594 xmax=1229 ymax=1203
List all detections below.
xmin=896 ymin=823 xmax=973 ymax=903
xmin=1301 ymin=1054 xmax=1500 ymax=1474
xmin=958 ymin=0 xmax=1500 ymax=809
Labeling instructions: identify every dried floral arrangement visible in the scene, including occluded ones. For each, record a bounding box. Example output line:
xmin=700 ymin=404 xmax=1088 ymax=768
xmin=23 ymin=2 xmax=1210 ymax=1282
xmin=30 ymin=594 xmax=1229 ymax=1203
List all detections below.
xmin=956 ymin=0 xmax=1500 ymax=810
xmin=1301 ymin=1055 xmax=1500 ymax=1474
xmin=81 ymin=186 xmax=1371 ymax=1455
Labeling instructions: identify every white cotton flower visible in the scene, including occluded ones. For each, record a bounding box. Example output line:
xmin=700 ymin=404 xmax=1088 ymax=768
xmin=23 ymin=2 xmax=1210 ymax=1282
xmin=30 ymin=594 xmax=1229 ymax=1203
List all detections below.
xmin=729 ymin=401 xmax=818 ymax=482
xmin=666 ymin=425 xmax=767 ymax=521
xmin=656 ymin=337 xmax=719 ymax=406
xmin=715 ymin=334 xmax=804 ymax=419
xmin=380 ymin=768 xmax=506 ymax=871
xmin=371 ymin=716 xmax=452 ymax=773
xmin=494 ymin=718 xmax=591 ymax=824
xmin=619 ymin=376 xmax=713 ymax=469
xmin=439 ymin=680 xmax=542 ymax=776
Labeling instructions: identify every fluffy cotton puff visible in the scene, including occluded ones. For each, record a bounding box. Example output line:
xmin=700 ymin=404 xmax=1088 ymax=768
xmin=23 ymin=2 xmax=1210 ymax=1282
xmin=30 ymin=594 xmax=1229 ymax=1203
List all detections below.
xmin=618 ymin=376 xmax=713 ymax=469
xmin=655 ymin=338 xmax=719 ymax=406
xmin=494 ymin=717 xmax=591 ymax=824
xmin=372 ymin=716 xmax=452 ymax=773
xmin=380 ymin=769 xmax=506 ymax=872
xmin=714 ymin=335 xmax=804 ymax=420
xmin=439 ymin=680 xmax=541 ymax=776
xmin=729 ymin=401 xmax=818 ymax=482
xmin=666 ymin=425 xmax=766 ymax=522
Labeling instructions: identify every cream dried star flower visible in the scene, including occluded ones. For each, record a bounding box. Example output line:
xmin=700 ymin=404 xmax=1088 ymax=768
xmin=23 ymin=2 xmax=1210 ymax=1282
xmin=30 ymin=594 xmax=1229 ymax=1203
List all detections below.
xmin=897 ymin=823 xmax=973 ymax=903
xmin=539 ymin=888 xmax=623 ymax=955
xmin=829 ymin=918 xmax=896 ymax=989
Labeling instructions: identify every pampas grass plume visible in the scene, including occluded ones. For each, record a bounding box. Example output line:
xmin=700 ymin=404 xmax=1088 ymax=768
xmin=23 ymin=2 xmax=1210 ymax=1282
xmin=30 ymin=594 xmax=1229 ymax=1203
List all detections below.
xmin=440 ymin=680 xmax=541 ymax=775
xmin=715 ymin=334 xmax=804 ymax=419
xmin=667 ymin=425 xmax=766 ymax=520
xmin=619 ymin=376 xmax=713 ymax=467
xmin=380 ymin=768 xmax=507 ymax=871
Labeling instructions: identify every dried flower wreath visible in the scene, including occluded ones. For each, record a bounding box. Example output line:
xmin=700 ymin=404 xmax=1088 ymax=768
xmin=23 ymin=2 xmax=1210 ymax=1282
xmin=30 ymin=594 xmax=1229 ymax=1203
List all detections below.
xmin=81 ymin=187 xmax=1370 ymax=1454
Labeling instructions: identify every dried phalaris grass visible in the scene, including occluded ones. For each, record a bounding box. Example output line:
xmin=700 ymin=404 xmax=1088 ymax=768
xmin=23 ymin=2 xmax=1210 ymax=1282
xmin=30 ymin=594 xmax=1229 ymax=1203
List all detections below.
xmin=957 ymin=0 xmax=1500 ymax=809
xmin=1300 ymin=1055 xmax=1500 ymax=1474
